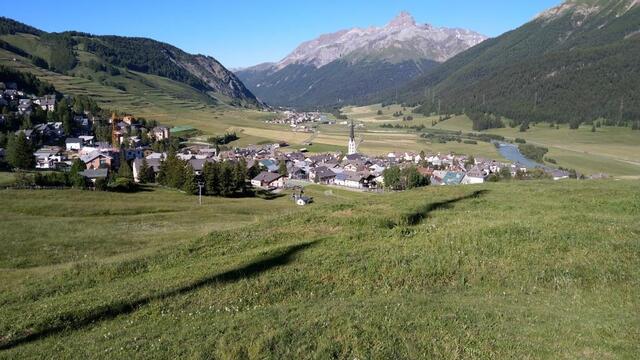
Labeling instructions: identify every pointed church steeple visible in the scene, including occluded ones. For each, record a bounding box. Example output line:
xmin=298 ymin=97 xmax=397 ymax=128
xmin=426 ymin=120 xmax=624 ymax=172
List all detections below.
xmin=349 ymin=119 xmax=355 ymax=140
xmin=348 ymin=120 xmax=357 ymax=155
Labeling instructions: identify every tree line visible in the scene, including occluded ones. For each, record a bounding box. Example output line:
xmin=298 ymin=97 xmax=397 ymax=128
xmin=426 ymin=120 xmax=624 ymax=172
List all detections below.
xmin=154 ymin=151 xmax=254 ymax=197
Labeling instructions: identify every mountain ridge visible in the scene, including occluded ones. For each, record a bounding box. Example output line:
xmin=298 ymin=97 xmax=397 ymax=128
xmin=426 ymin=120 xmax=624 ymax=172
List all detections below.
xmin=0 ymin=17 xmax=262 ymax=108
xmin=237 ymin=12 xmax=486 ymax=108
xmin=397 ymin=0 xmax=640 ymax=125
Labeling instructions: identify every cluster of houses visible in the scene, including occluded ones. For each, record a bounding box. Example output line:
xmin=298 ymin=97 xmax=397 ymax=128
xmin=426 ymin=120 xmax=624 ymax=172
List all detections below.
xmin=122 ymin=145 xmax=567 ymax=192
xmin=30 ymin=118 xmax=171 ymax=182
xmin=265 ymin=110 xmax=331 ymax=133
xmin=1 ymin=82 xmax=56 ymax=115
xmin=0 ymin=81 xmax=176 ymax=182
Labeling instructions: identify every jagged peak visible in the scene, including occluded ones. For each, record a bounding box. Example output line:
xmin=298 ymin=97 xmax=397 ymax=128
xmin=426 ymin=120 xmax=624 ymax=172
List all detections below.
xmin=387 ymin=11 xmax=417 ymax=28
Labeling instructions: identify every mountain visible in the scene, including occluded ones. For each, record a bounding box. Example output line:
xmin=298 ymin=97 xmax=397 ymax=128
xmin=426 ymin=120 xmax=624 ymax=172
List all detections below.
xmin=236 ymin=12 xmax=487 ymax=108
xmin=0 ymin=17 xmax=262 ymax=108
xmin=400 ymin=0 xmax=640 ymax=126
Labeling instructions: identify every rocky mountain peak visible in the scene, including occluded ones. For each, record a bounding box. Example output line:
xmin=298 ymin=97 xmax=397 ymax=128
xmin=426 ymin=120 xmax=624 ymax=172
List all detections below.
xmin=387 ymin=11 xmax=417 ymax=28
xmin=266 ymin=13 xmax=487 ymax=70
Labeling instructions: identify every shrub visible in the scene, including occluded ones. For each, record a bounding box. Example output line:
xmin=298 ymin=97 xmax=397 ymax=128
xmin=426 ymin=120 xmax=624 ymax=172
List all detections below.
xmin=108 ymin=177 xmax=136 ymax=192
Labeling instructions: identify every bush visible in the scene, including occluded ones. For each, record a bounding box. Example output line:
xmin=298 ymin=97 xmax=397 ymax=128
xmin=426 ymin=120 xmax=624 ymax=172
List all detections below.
xmin=14 ymin=170 xmax=34 ymax=187
xmin=34 ymin=172 xmax=68 ymax=186
xmin=108 ymin=177 xmax=137 ymax=192
xmin=514 ymin=138 xmax=526 ymax=144
xmin=94 ymin=178 xmax=108 ymax=191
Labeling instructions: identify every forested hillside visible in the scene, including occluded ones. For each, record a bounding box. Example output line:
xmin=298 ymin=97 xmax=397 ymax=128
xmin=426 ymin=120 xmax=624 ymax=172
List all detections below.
xmin=239 ymin=59 xmax=439 ymax=109
xmin=399 ymin=0 xmax=640 ymax=127
xmin=0 ymin=17 xmax=261 ymax=108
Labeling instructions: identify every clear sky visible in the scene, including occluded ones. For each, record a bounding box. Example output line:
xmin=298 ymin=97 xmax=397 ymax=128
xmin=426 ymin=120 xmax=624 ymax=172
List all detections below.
xmin=0 ymin=0 xmax=562 ymax=69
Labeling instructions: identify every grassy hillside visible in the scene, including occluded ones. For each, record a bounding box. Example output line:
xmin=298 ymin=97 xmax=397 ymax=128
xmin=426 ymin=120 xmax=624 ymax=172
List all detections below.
xmin=0 ymin=17 xmax=261 ymax=108
xmin=0 ymin=180 xmax=638 ymax=358
xmin=0 ymin=46 xmax=273 ymax=136
xmin=400 ymin=0 xmax=640 ymax=126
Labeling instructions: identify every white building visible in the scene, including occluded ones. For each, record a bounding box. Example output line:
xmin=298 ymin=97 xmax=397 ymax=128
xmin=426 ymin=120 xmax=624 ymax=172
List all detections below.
xmin=65 ymin=138 xmax=83 ymax=151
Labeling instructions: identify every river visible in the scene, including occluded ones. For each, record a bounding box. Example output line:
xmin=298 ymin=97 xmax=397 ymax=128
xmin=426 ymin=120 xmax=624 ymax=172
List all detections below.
xmin=494 ymin=142 xmax=544 ymax=168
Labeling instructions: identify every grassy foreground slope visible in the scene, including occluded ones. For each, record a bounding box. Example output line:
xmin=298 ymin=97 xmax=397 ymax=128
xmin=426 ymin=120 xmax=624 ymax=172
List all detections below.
xmin=1 ymin=180 xmax=638 ymax=358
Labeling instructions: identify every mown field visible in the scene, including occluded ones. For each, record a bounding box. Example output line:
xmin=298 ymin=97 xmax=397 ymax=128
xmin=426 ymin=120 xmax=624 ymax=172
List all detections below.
xmin=343 ymin=104 xmax=640 ymax=177
xmin=0 ymin=180 xmax=638 ymax=358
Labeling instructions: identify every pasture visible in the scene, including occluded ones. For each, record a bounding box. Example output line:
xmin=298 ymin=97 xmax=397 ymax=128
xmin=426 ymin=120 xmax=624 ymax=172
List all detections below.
xmin=0 ymin=180 xmax=638 ymax=358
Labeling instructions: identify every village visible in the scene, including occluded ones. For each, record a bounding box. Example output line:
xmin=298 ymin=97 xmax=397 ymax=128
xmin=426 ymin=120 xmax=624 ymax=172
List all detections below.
xmin=1 ymin=81 xmax=575 ymax=199
xmin=264 ymin=110 xmax=333 ymax=133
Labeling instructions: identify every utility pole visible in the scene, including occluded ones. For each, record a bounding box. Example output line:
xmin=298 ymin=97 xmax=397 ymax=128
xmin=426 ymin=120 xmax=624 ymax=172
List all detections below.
xmin=437 ymin=99 xmax=441 ymax=116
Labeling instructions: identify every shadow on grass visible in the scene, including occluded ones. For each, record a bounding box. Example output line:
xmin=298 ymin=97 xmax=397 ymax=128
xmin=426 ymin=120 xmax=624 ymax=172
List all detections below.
xmin=254 ymin=189 xmax=287 ymax=200
xmin=0 ymin=241 xmax=319 ymax=351
xmin=400 ymin=190 xmax=489 ymax=226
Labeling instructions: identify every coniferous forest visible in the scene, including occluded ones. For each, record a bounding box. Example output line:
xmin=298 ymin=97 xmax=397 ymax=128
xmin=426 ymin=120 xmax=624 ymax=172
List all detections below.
xmin=399 ymin=1 xmax=640 ymax=128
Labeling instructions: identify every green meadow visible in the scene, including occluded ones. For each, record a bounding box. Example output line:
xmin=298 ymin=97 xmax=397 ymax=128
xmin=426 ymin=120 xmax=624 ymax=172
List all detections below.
xmin=0 ymin=180 xmax=638 ymax=358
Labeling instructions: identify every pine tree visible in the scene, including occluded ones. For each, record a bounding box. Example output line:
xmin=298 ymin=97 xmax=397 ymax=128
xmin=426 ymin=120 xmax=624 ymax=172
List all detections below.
xmin=68 ymin=158 xmax=86 ymax=188
xmin=219 ymin=161 xmax=234 ymax=197
xmin=158 ymin=150 xmax=185 ymax=189
xmin=203 ymin=161 xmax=220 ymax=196
xmin=139 ymin=158 xmax=154 ymax=184
xmin=182 ymin=164 xmax=198 ymax=195
xmin=62 ymin=112 xmax=72 ymax=136
xmin=6 ymin=132 xmax=34 ymax=169
xmin=234 ymin=158 xmax=248 ymax=193
xmin=117 ymin=152 xmax=133 ymax=180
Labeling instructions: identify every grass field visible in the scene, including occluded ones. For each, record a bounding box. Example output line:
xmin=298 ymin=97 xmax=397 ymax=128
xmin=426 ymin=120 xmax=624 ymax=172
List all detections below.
xmin=0 ymin=180 xmax=638 ymax=358
xmin=0 ymin=172 xmax=15 ymax=187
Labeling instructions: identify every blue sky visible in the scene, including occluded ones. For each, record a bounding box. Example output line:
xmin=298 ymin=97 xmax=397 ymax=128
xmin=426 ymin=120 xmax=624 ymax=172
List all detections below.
xmin=1 ymin=0 xmax=562 ymax=69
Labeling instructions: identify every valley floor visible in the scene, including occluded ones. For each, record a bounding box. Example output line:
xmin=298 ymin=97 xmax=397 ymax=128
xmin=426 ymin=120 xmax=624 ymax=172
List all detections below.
xmin=342 ymin=104 xmax=640 ymax=178
xmin=3 ymin=45 xmax=638 ymax=178
xmin=0 ymin=180 xmax=638 ymax=358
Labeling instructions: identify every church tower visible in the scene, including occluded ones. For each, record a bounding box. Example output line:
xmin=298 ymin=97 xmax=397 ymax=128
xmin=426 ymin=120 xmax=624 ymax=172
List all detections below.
xmin=347 ymin=120 xmax=357 ymax=155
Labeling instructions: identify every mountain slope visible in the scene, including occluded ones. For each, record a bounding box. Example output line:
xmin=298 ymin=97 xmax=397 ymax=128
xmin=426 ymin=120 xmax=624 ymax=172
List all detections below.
xmin=401 ymin=0 xmax=640 ymax=125
xmin=0 ymin=17 xmax=262 ymax=108
xmin=236 ymin=12 xmax=486 ymax=108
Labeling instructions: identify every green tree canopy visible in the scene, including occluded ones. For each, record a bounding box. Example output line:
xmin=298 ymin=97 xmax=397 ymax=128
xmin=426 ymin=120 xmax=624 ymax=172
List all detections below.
xmin=6 ymin=132 xmax=34 ymax=169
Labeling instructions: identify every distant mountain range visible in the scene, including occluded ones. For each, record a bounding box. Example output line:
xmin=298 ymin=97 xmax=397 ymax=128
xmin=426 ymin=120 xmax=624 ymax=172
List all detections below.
xmin=0 ymin=17 xmax=262 ymax=108
xmin=400 ymin=0 xmax=640 ymax=125
xmin=236 ymin=12 xmax=487 ymax=108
